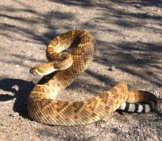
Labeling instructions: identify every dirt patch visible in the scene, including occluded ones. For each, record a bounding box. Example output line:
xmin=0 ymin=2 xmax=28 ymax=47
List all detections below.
xmin=0 ymin=0 xmax=162 ymax=141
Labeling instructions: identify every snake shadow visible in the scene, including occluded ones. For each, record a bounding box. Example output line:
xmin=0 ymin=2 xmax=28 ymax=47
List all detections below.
xmin=0 ymin=78 xmax=34 ymax=118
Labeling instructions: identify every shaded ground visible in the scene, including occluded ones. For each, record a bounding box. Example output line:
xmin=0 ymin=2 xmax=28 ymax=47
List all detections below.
xmin=0 ymin=0 xmax=162 ymax=141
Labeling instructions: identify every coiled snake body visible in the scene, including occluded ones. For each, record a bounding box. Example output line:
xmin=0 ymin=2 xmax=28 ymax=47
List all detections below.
xmin=28 ymin=30 xmax=158 ymax=126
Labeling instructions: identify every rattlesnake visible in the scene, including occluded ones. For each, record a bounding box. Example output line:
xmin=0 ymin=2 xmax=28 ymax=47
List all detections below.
xmin=27 ymin=29 xmax=158 ymax=126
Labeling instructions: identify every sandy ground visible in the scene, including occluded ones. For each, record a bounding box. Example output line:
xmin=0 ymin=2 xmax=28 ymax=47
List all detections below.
xmin=0 ymin=0 xmax=162 ymax=141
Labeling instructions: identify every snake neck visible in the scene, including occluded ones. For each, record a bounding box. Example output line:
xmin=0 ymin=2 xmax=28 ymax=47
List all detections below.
xmin=46 ymin=44 xmax=95 ymax=95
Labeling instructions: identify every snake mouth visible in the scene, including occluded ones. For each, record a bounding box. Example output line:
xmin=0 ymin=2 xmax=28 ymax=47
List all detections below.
xmin=30 ymin=68 xmax=36 ymax=75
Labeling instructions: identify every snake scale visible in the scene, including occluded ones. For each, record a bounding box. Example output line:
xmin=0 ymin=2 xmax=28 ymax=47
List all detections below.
xmin=27 ymin=29 xmax=158 ymax=126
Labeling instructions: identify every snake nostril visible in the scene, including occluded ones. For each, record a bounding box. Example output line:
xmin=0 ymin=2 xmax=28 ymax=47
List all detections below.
xmin=30 ymin=68 xmax=35 ymax=74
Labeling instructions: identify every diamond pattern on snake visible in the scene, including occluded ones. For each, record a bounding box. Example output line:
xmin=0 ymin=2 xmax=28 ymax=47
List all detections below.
xmin=28 ymin=30 xmax=158 ymax=126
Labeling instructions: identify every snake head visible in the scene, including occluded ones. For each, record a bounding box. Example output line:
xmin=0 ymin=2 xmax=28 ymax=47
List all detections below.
xmin=30 ymin=62 xmax=56 ymax=76
xmin=30 ymin=68 xmax=44 ymax=75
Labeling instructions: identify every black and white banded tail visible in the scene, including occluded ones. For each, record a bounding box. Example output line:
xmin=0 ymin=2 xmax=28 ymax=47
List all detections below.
xmin=119 ymin=101 xmax=157 ymax=113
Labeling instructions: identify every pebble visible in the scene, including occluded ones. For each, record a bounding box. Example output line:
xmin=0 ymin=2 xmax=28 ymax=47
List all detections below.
xmin=109 ymin=65 xmax=116 ymax=71
xmin=12 ymin=85 xmax=19 ymax=92
xmin=9 ymin=112 xmax=19 ymax=117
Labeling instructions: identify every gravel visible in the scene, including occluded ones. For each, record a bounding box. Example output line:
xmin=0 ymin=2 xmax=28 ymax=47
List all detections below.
xmin=0 ymin=0 xmax=162 ymax=141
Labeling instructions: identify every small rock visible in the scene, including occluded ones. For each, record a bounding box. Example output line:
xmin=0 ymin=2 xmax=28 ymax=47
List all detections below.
xmin=109 ymin=66 xmax=116 ymax=71
xmin=12 ymin=85 xmax=19 ymax=92
xmin=9 ymin=112 xmax=19 ymax=117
